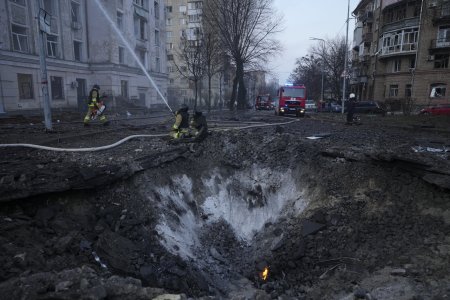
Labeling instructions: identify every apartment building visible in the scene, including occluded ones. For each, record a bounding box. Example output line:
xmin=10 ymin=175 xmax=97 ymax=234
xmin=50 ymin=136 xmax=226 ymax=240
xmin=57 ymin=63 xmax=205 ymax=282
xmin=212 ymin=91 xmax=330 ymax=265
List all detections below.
xmin=351 ymin=0 xmax=450 ymax=110
xmin=165 ymin=0 xmax=231 ymax=109
xmin=0 ymin=0 xmax=168 ymax=113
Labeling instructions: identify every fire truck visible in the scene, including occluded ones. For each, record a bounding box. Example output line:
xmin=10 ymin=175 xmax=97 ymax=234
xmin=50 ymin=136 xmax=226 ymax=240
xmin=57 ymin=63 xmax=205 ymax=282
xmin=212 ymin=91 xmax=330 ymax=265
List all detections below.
xmin=255 ymin=94 xmax=273 ymax=110
xmin=274 ymin=84 xmax=307 ymax=117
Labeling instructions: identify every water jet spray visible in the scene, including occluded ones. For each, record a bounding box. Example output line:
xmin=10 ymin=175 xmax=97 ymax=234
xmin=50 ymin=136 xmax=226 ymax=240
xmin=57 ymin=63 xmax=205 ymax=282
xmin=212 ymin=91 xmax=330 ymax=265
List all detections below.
xmin=93 ymin=0 xmax=173 ymax=113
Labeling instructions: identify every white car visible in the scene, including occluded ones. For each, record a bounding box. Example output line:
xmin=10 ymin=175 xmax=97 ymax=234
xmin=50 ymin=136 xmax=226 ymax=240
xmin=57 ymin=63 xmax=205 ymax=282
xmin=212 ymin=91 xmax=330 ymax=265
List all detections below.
xmin=305 ymin=100 xmax=317 ymax=112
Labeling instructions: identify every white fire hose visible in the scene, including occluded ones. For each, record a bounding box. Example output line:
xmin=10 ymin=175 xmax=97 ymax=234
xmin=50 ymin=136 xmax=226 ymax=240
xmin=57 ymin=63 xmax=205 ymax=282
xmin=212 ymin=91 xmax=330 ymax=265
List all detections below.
xmin=0 ymin=119 xmax=299 ymax=152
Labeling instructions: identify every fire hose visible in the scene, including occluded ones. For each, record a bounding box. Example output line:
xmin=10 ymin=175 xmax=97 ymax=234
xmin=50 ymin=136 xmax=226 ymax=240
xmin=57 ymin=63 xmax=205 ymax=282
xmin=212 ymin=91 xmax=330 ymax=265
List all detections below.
xmin=0 ymin=119 xmax=299 ymax=152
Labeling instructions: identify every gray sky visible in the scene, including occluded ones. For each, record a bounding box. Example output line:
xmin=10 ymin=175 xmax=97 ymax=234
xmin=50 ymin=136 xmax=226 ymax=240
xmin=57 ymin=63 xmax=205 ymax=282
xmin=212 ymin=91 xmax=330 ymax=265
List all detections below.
xmin=269 ymin=0 xmax=360 ymax=85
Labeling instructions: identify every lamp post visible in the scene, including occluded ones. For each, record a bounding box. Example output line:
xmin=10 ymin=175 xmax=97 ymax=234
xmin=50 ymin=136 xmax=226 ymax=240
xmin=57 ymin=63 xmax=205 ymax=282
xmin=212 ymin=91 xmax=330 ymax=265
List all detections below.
xmin=341 ymin=0 xmax=350 ymax=114
xmin=310 ymin=37 xmax=325 ymax=105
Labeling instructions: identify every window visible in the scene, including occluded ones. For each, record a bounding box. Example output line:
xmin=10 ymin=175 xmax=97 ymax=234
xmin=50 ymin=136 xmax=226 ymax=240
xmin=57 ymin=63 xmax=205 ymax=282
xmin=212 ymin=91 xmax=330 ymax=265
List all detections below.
xmin=405 ymin=84 xmax=412 ymax=98
xmin=179 ymin=18 xmax=186 ymax=25
xmin=117 ymin=12 xmax=123 ymax=30
xmin=117 ymin=0 xmax=123 ymax=9
xmin=434 ymin=54 xmax=449 ymax=68
xmin=166 ymin=18 xmax=172 ymax=26
xmin=11 ymin=24 xmax=29 ymax=53
xmin=137 ymin=49 xmax=146 ymax=65
xmin=166 ymin=6 xmax=172 ymax=13
xmin=430 ymin=83 xmax=447 ymax=98
xmin=74 ymin=41 xmax=82 ymax=61
xmin=166 ymin=31 xmax=172 ymax=39
xmin=71 ymin=1 xmax=80 ymax=23
xmin=121 ymin=80 xmax=128 ymax=97
xmin=389 ymin=84 xmax=399 ymax=97
xmin=188 ymin=1 xmax=202 ymax=10
xmin=393 ymin=59 xmax=401 ymax=72
xmin=167 ymin=54 xmax=174 ymax=61
xmin=189 ymin=14 xmax=201 ymax=23
xmin=134 ymin=0 xmax=148 ymax=9
xmin=154 ymin=1 xmax=159 ymax=19
xmin=179 ymin=5 xmax=186 ymax=12
xmin=168 ymin=65 xmax=174 ymax=72
xmin=134 ymin=17 xmax=146 ymax=40
xmin=50 ymin=76 xmax=64 ymax=100
xmin=17 ymin=74 xmax=33 ymax=99
xmin=155 ymin=57 xmax=160 ymax=72
xmin=119 ymin=47 xmax=125 ymax=64
xmin=167 ymin=42 xmax=173 ymax=50
xmin=437 ymin=26 xmax=450 ymax=47
xmin=155 ymin=30 xmax=160 ymax=46
xmin=46 ymin=34 xmax=58 ymax=58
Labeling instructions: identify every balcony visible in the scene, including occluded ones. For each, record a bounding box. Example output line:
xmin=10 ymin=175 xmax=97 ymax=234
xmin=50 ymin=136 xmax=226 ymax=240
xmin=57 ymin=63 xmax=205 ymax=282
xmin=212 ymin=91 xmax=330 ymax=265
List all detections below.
xmin=360 ymin=11 xmax=374 ymax=24
xmin=379 ymin=43 xmax=417 ymax=58
xmin=382 ymin=17 xmax=419 ymax=33
xmin=431 ymin=3 xmax=450 ymax=25
xmin=430 ymin=38 xmax=450 ymax=51
xmin=362 ymin=32 xmax=373 ymax=44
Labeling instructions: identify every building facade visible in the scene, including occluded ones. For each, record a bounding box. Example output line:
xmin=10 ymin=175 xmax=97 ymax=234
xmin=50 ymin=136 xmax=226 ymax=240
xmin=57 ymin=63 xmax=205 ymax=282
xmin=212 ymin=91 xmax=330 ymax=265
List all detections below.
xmin=165 ymin=0 xmax=231 ymax=109
xmin=351 ymin=0 xmax=450 ymax=110
xmin=0 ymin=0 xmax=168 ymax=113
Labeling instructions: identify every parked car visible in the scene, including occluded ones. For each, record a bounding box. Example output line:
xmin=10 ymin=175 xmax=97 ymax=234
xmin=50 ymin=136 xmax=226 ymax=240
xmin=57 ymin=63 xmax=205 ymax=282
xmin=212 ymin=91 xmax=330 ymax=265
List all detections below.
xmin=346 ymin=101 xmax=386 ymax=115
xmin=419 ymin=104 xmax=450 ymax=116
xmin=305 ymin=100 xmax=317 ymax=112
xmin=319 ymin=102 xmax=342 ymax=113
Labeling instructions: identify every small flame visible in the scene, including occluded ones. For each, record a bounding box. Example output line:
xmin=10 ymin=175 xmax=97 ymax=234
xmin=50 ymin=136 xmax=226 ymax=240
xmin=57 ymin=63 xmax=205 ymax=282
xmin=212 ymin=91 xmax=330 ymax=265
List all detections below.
xmin=261 ymin=267 xmax=269 ymax=281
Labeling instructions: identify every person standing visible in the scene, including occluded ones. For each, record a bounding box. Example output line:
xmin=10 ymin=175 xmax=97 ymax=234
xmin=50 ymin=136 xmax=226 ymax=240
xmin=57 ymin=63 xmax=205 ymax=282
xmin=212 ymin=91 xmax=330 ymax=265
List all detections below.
xmin=83 ymin=85 xmax=108 ymax=126
xmin=346 ymin=93 xmax=356 ymax=125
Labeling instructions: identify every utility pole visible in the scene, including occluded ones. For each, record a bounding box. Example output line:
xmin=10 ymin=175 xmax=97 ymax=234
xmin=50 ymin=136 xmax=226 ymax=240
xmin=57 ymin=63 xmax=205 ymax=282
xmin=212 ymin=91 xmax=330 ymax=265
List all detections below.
xmin=341 ymin=0 xmax=350 ymax=114
xmin=37 ymin=3 xmax=53 ymax=131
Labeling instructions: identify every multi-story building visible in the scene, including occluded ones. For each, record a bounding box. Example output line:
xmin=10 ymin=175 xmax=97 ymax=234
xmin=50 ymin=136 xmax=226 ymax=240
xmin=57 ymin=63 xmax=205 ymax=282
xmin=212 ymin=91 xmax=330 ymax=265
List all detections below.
xmin=0 ymin=0 xmax=168 ymax=113
xmin=165 ymin=0 xmax=231 ymax=109
xmin=351 ymin=0 xmax=450 ymax=110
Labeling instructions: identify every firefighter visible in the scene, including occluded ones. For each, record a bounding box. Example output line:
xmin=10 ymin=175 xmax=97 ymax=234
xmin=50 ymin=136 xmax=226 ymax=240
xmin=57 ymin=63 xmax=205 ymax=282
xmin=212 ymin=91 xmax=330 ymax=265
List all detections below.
xmin=190 ymin=111 xmax=208 ymax=142
xmin=170 ymin=104 xmax=190 ymax=138
xmin=83 ymin=85 xmax=109 ymax=126
xmin=346 ymin=93 xmax=356 ymax=125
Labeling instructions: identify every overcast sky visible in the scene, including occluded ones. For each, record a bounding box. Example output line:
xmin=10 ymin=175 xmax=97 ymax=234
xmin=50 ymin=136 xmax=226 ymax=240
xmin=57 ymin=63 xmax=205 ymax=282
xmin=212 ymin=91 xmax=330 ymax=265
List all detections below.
xmin=269 ymin=0 xmax=360 ymax=85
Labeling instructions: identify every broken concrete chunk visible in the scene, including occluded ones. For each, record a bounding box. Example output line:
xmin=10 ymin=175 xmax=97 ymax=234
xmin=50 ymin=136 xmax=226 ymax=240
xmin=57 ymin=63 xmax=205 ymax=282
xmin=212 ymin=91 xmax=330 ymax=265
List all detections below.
xmin=301 ymin=220 xmax=326 ymax=236
xmin=390 ymin=268 xmax=407 ymax=276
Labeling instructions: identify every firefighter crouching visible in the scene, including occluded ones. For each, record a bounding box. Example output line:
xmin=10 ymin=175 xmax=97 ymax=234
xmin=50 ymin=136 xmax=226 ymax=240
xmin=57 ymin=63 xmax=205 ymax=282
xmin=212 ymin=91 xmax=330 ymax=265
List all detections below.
xmin=84 ymin=85 xmax=109 ymax=126
xmin=190 ymin=111 xmax=208 ymax=142
xmin=170 ymin=104 xmax=190 ymax=138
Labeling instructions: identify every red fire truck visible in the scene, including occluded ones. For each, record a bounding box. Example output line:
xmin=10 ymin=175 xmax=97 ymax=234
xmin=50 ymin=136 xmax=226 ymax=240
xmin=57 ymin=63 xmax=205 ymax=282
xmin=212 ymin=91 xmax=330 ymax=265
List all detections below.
xmin=274 ymin=84 xmax=307 ymax=117
xmin=255 ymin=94 xmax=273 ymax=110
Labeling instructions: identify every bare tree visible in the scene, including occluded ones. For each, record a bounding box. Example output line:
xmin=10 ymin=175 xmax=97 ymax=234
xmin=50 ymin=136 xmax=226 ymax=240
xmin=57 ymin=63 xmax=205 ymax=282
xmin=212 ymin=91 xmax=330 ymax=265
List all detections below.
xmin=202 ymin=20 xmax=223 ymax=112
xmin=290 ymin=36 xmax=348 ymax=101
xmin=204 ymin=0 xmax=282 ymax=110
xmin=175 ymin=35 xmax=205 ymax=110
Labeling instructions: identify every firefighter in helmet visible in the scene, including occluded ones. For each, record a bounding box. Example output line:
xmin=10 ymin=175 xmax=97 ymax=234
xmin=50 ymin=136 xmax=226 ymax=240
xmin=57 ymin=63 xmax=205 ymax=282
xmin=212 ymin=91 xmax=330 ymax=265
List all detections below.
xmin=170 ymin=104 xmax=190 ymax=138
xmin=190 ymin=110 xmax=208 ymax=142
xmin=346 ymin=93 xmax=356 ymax=125
xmin=83 ymin=84 xmax=109 ymax=126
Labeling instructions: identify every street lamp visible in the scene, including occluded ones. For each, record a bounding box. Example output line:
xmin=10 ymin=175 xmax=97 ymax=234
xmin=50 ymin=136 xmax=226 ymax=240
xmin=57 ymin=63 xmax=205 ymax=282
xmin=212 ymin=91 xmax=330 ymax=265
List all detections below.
xmin=309 ymin=37 xmax=325 ymax=106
